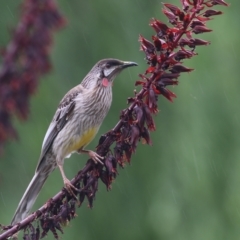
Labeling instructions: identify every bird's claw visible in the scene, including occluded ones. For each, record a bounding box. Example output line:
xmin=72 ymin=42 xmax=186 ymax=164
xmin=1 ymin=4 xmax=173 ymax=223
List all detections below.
xmin=88 ymin=150 xmax=104 ymax=165
xmin=64 ymin=178 xmax=79 ymax=198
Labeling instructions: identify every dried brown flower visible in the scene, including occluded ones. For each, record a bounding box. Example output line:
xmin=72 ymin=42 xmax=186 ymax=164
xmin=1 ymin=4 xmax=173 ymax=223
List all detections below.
xmin=0 ymin=0 xmax=65 ymax=152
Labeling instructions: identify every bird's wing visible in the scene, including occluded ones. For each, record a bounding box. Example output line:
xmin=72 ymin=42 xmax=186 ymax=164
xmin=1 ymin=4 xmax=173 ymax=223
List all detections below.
xmin=36 ymin=85 xmax=84 ymax=171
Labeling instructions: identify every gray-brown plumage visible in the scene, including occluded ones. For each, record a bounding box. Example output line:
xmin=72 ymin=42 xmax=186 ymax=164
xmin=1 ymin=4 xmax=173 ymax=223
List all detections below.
xmin=11 ymin=59 xmax=137 ymax=226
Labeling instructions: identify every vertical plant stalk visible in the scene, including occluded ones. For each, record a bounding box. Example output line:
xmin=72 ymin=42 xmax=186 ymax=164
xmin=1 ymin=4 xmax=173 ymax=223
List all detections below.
xmin=0 ymin=0 xmax=229 ymax=239
xmin=0 ymin=0 xmax=65 ymax=152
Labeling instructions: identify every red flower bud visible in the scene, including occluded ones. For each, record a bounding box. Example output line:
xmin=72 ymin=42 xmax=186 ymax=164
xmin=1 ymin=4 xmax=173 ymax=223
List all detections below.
xmin=139 ymin=35 xmax=155 ymax=54
xmin=203 ymin=9 xmax=223 ymax=17
xmin=135 ymin=80 xmax=146 ymax=86
xmin=123 ymin=143 xmax=132 ymax=163
xmin=179 ymin=38 xmax=191 ymax=47
xmin=159 ymin=87 xmax=177 ymax=102
xmin=100 ymin=170 xmax=111 ymax=190
xmin=105 ymin=155 xmax=118 ymax=179
xmin=174 ymin=49 xmax=194 ymax=61
xmin=180 ymin=0 xmax=190 ymax=12
xmin=129 ymin=125 xmax=140 ymax=152
xmin=133 ymin=106 xmax=145 ymax=130
xmin=192 ymin=25 xmax=212 ymax=34
xmin=143 ymin=105 xmax=156 ymax=131
xmin=211 ymin=0 xmax=229 ymax=6
xmin=78 ymin=191 xmax=85 ymax=206
xmin=158 ymin=78 xmax=179 ymax=87
xmin=161 ymin=72 xmax=180 ymax=79
xmin=86 ymin=193 xmax=93 ymax=208
xmin=147 ymin=87 xmax=158 ymax=113
xmin=114 ymin=142 xmax=124 ymax=165
xmin=162 ymin=9 xmax=177 ymax=25
xmin=150 ymin=19 xmax=169 ymax=36
xmin=152 ymin=36 xmax=162 ymax=51
xmin=163 ymin=3 xmax=183 ymax=17
xmin=190 ymin=38 xmax=210 ymax=46
xmin=190 ymin=20 xmax=206 ymax=28
xmin=141 ymin=127 xmax=152 ymax=145
xmin=145 ymin=66 xmax=155 ymax=74
xmin=170 ymin=64 xmax=194 ymax=73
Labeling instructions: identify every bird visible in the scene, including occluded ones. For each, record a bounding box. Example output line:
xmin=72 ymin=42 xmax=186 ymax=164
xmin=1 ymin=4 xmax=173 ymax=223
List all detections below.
xmin=11 ymin=58 xmax=137 ymax=226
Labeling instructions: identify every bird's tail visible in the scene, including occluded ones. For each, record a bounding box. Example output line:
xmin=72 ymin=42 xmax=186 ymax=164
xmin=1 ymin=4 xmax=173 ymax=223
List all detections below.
xmin=11 ymin=171 xmax=49 ymax=226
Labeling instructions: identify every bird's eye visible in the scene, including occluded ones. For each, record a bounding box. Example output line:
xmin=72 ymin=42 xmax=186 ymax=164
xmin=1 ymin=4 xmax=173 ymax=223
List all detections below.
xmin=105 ymin=63 xmax=111 ymax=69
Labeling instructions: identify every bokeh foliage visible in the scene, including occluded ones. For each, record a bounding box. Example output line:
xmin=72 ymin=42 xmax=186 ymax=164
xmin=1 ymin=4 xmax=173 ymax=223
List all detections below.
xmin=0 ymin=0 xmax=239 ymax=239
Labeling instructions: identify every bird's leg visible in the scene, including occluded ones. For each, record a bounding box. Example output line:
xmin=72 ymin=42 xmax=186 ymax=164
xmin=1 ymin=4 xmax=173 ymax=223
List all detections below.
xmin=58 ymin=163 xmax=78 ymax=197
xmin=78 ymin=149 xmax=104 ymax=165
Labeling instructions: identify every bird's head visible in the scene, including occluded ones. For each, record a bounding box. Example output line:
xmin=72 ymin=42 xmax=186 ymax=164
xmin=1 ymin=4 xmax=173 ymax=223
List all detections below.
xmin=82 ymin=58 xmax=138 ymax=89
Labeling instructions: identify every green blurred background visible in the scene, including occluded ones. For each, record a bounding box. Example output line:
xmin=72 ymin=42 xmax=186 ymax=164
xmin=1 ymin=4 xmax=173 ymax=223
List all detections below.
xmin=0 ymin=0 xmax=239 ymax=239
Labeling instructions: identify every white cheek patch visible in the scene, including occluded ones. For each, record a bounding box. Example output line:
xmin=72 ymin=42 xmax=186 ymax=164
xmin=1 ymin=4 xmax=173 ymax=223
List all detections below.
xmin=103 ymin=68 xmax=115 ymax=77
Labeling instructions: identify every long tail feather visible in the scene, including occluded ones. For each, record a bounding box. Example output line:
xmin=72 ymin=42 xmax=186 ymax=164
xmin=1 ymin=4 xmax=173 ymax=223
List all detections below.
xmin=11 ymin=171 xmax=49 ymax=225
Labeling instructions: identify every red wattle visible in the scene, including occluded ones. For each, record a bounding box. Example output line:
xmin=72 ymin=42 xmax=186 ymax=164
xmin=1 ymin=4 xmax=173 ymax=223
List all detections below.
xmin=102 ymin=78 xmax=109 ymax=87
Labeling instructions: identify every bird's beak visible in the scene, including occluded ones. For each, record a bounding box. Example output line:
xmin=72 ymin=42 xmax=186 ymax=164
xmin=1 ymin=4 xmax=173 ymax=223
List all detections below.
xmin=121 ymin=61 xmax=138 ymax=69
xmin=107 ymin=60 xmax=138 ymax=80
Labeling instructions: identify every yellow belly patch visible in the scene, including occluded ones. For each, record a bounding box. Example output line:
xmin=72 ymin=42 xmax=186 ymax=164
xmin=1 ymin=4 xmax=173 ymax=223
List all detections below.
xmin=69 ymin=127 xmax=98 ymax=153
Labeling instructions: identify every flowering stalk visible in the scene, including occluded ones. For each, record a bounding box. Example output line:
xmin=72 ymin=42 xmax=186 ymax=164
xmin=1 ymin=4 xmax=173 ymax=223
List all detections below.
xmin=0 ymin=0 xmax=65 ymax=152
xmin=0 ymin=0 xmax=229 ymax=239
